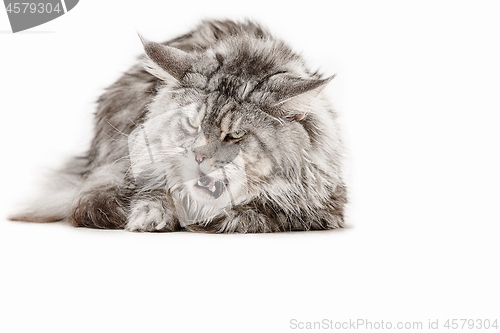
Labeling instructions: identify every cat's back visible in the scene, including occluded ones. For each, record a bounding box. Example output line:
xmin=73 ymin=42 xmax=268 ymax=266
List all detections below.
xmin=164 ymin=20 xmax=270 ymax=52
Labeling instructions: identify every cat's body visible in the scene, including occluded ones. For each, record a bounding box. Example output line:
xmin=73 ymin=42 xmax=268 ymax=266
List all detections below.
xmin=11 ymin=20 xmax=347 ymax=233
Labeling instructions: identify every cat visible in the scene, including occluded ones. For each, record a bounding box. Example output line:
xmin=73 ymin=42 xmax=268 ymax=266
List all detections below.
xmin=10 ymin=20 xmax=347 ymax=233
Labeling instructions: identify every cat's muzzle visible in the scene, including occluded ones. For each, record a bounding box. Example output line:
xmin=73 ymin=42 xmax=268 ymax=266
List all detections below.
xmin=194 ymin=172 xmax=226 ymax=199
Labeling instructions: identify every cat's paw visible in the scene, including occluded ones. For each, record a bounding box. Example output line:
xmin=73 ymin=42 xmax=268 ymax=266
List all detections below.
xmin=72 ymin=188 xmax=128 ymax=229
xmin=209 ymin=209 xmax=276 ymax=233
xmin=126 ymin=200 xmax=175 ymax=232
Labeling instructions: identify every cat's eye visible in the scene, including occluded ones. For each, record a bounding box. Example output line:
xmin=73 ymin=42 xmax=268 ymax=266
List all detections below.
xmin=187 ymin=117 xmax=199 ymax=129
xmin=227 ymin=130 xmax=246 ymax=140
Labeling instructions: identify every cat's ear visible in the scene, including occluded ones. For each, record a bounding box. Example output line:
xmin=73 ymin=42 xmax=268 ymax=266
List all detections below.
xmin=273 ymin=75 xmax=335 ymax=120
xmin=139 ymin=34 xmax=194 ymax=83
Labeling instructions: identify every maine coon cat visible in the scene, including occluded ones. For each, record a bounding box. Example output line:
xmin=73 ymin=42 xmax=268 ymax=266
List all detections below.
xmin=10 ymin=20 xmax=347 ymax=233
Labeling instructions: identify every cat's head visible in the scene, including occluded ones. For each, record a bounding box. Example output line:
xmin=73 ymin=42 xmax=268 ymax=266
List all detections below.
xmin=130 ymin=34 xmax=334 ymax=225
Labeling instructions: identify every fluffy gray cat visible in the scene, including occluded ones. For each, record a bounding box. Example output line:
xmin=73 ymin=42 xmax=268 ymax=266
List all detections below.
xmin=10 ymin=20 xmax=347 ymax=233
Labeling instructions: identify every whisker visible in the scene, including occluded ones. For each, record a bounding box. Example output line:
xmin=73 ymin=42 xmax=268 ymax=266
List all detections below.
xmin=105 ymin=119 xmax=132 ymax=138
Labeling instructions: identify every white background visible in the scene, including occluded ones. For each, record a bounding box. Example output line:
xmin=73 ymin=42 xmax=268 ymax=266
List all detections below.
xmin=1 ymin=1 xmax=499 ymax=332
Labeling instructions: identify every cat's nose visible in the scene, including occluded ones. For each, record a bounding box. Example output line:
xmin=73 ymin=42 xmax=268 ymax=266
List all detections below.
xmin=194 ymin=152 xmax=207 ymax=164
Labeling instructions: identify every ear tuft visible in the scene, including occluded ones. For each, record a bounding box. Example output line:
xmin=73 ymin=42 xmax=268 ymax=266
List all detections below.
xmin=138 ymin=33 xmax=194 ymax=82
xmin=273 ymin=75 xmax=335 ymax=120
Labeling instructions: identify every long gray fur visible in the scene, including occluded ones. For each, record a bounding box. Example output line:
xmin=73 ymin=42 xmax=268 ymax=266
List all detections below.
xmin=10 ymin=20 xmax=347 ymax=233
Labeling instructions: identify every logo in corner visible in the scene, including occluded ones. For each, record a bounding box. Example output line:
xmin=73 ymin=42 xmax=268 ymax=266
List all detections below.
xmin=3 ymin=0 xmax=79 ymax=33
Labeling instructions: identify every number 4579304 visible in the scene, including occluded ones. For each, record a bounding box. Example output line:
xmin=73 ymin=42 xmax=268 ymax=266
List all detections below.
xmin=444 ymin=319 xmax=498 ymax=330
xmin=6 ymin=2 xmax=62 ymax=14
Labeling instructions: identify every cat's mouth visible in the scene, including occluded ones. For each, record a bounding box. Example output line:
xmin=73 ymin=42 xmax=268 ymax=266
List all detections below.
xmin=194 ymin=173 xmax=225 ymax=199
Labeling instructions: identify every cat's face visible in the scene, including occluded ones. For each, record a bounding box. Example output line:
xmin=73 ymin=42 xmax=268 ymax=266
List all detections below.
xmin=130 ymin=84 xmax=313 ymax=224
xmin=165 ymin=91 xmax=252 ymax=208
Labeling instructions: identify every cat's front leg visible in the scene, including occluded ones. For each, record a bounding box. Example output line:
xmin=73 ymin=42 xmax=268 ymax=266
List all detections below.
xmin=190 ymin=189 xmax=346 ymax=233
xmin=190 ymin=208 xmax=280 ymax=233
xmin=125 ymin=190 xmax=180 ymax=232
xmin=71 ymin=165 xmax=134 ymax=229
